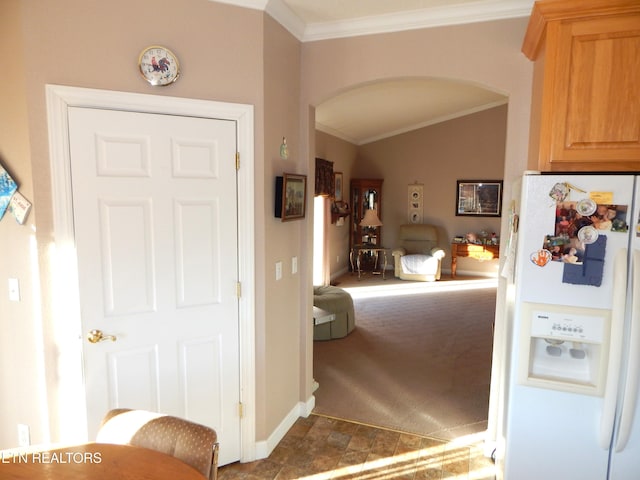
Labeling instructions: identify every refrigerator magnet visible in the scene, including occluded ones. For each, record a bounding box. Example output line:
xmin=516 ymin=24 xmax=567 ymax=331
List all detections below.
xmin=549 ymin=183 xmax=569 ymax=202
xmin=577 ymin=198 xmax=597 ymax=216
xmin=578 ymin=225 xmax=599 ymax=244
xmin=549 ymin=182 xmax=588 ymax=202
xmin=530 ymin=249 xmax=552 ymax=267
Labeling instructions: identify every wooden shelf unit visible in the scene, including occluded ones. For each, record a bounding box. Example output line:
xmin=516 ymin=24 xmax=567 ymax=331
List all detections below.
xmin=349 ymin=178 xmax=383 ymax=270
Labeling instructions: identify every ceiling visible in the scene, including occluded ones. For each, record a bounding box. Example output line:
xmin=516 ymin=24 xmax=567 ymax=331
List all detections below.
xmin=212 ymin=0 xmax=532 ymax=144
xmin=315 ymin=79 xmax=508 ymax=145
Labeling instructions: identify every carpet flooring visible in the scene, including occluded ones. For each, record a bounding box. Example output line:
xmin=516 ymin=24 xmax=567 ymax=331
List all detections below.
xmin=313 ymin=275 xmax=497 ymax=440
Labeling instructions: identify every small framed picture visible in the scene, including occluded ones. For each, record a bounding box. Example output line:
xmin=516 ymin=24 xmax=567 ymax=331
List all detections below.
xmin=275 ymin=173 xmax=307 ymax=221
xmin=456 ymin=180 xmax=503 ymax=217
xmin=0 ymin=162 xmax=18 ymax=221
xmin=334 ymin=172 xmax=343 ymax=202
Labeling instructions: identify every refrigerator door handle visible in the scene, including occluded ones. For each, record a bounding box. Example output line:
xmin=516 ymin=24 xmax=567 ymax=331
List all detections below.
xmin=600 ymin=248 xmax=628 ymax=449
xmin=615 ymin=250 xmax=640 ymax=452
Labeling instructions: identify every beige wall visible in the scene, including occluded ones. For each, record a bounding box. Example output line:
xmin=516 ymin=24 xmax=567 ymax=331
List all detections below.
xmin=0 ymin=0 xmax=287 ymax=449
xmin=0 ymin=0 xmax=43 ymax=445
xmin=262 ymin=15 xmax=304 ymax=436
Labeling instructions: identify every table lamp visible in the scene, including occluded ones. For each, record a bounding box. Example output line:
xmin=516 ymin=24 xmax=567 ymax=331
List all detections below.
xmin=360 ymin=209 xmax=382 ymax=244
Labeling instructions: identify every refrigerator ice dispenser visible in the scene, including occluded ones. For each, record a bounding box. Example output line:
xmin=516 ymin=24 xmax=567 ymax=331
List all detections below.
xmin=518 ymin=302 xmax=611 ymax=396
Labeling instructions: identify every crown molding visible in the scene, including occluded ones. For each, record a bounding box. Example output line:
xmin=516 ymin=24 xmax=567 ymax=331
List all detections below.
xmin=264 ymin=0 xmax=306 ymax=40
xmin=306 ymin=0 xmax=532 ymax=41
xmin=211 ymin=0 xmax=269 ymax=10
xmin=210 ymin=0 xmax=306 ymax=40
xmin=315 ymin=122 xmax=360 ymax=146
xmin=211 ymin=0 xmax=533 ymax=42
xmin=522 ymin=0 xmax=640 ymax=60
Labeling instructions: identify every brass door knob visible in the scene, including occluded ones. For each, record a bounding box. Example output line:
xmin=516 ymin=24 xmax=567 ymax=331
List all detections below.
xmin=87 ymin=329 xmax=117 ymax=344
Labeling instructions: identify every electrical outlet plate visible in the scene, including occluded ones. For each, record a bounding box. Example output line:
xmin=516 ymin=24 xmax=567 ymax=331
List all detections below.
xmin=292 ymin=256 xmax=298 ymax=274
xmin=275 ymin=261 xmax=283 ymax=280
xmin=8 ymin=278 xmax=20 ymax=302
xmin=18 ymin=424 xmax=30 ymax=447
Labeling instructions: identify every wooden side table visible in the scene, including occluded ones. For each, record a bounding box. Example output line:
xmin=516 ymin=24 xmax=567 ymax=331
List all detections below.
xmin=450 ymin=242 xmax=499 ymax=278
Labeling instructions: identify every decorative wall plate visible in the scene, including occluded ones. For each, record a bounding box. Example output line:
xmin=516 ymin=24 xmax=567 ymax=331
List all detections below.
xmin=408 ymin=184 xmax=423 ymax=223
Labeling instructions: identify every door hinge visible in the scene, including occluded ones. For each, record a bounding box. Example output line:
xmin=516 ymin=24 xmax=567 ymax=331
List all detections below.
xmin=235 ymin=152 xmax=240 ymax=170
xmin=238 ymin=402 xmax=244 ymax=418
xmin=236 ymin=282 xmax=241 ymax=298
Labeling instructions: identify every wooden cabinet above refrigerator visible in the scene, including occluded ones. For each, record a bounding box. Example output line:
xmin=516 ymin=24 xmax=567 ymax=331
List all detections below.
xmin=522 ymin=0 xmax=640 ymax=172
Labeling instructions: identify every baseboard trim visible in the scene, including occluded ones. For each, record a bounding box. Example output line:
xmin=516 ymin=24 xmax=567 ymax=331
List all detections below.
xmin=254 ymin=396 xmax=315 ymax=460
xmin=333 ymin=267 xmax=498 ymax=282
xmin=442 ymin=268 xmax=498 ymax=278
xmin=330 ymin=267 xmax=350 ymax=282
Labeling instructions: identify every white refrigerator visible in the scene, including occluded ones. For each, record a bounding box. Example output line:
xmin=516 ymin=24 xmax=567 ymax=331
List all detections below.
xmin=502 ymin=173 xmax=640 ymax=479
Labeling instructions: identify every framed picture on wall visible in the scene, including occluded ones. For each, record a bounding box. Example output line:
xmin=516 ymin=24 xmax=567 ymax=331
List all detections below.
xmin=275 ymin=173 xmax=307 ymax=221
xmin=456 ymin=180 xmax=503 ymax=217
xmin=0 ymin=162 xmax=18 ymax=221
xmin=334 ymin=172 xmax=343 ymax=202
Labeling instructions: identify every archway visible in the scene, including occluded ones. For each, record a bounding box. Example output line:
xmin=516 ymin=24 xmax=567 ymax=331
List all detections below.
xmin=310 ymin=77 xmax=507 ymax=438
xmin=299 ymin=19 xmax=533 ymax=453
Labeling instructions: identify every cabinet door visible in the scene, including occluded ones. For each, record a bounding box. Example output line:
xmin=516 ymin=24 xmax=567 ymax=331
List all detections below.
xmin=350 ymin=184 xmax=361 ymax=248
xmin=349 ymin=179 xmax=383 ymax=255
xmin=543 ymin=14 xmax=640 ymax=170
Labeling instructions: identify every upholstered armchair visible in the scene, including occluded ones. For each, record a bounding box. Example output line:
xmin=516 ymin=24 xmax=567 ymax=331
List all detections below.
xmin=97 ymin=408 xmax=219 ymax=480
xmin=391 ymin=224 xmax=446 ymax=282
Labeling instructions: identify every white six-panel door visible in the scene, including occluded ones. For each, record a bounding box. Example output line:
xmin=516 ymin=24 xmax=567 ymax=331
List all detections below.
xmin=68 ymin=106 xmax=241 ymax=465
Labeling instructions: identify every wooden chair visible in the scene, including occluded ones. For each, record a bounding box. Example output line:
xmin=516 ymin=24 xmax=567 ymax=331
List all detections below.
xmin=97 ymin=408 xmax=219 ymax=480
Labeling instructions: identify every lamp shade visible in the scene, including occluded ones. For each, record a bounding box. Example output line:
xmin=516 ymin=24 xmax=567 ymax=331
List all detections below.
xmin=360 ymin=209 xmax=382 ymax=227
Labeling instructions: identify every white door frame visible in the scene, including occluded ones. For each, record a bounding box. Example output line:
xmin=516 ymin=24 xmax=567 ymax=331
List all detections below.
xmin=45 ymin=84 xmax=256 ymax=462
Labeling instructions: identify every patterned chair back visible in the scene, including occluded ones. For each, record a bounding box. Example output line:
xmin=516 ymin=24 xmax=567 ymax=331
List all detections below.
xmin=97 ymin=408 xmax=219 ymax=480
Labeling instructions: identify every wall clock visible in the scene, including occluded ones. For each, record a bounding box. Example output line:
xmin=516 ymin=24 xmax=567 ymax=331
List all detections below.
xmin=138 ymin=45 xmax=180 ymax=86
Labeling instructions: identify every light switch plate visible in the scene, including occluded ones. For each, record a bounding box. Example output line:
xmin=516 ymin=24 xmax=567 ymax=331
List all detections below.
xmin=292 ymin=256 xmax=298 ymax=274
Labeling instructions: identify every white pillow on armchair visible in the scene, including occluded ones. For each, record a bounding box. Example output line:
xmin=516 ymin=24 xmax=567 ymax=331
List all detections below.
xmin=391 ymin=224 xmax=446 ymax=282
xmin=400 ymin=249 xmax=445 ymax=274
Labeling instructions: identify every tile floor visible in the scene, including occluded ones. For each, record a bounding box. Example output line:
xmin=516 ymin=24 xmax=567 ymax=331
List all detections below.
xmin=218 ymin=414 xmax=496 ymax=480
